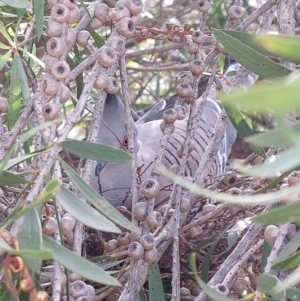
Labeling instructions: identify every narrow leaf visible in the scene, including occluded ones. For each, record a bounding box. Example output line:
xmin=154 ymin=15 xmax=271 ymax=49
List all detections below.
xmin=0 ymin=171 xmax=30 ymax=186
xmin=256 ymin=35 xmax=300 ymax=63
xmin=0 ymin=49 xmax=12 ymax=70
xmin=148 ymin=262 xmax=166 ymax=301
xmin=16 ymin=53 xmax=31 ymax=104
xmin=59 ymin=158 xmax=139 ymax=233
xmin=0 ymin=0 xmax=30 ymax=8
xmin=286 ymin=288 xmax=300 ymax=300
xmin=252 ymin=202 xmax=300 ymax=225
xmin=8 ymin=53 xmax=22 ymax=129
xmin=18 ymin=208 xmax=43 ymax=273
xmin=43 ymin=235 xmax=120 ymax=286
xmin=257 ymin=274 xmax=285 ymax=299
xmin=21 ymin=49 xmax=45 ymax=68
xmin=34 ymin=0 xmax=43 ymax=39
xmin=55 ymin=186 xmax=121 ymax=234
xmin=61 ymin=140 xmax=133 ymax=163
xmin=0 ymin=20 xmax=13 ymax=45
xmin=272 ymin=251 xmax=300 ymax=270
xmin=213 ymin=29 xmax=291 ymax=78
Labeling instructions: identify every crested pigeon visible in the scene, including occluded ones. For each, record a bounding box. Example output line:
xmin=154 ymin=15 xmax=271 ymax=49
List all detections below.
xmin=91 ymin=62 xmax=256 ymax=209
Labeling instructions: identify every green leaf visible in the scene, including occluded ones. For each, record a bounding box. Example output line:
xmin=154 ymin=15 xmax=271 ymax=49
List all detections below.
xmin=256 ymin=35 xmax=300 ymax=64
xmin=43 ymin=235 xmax=120 ymax=286
xmin=257 ymin=274 xmax=285 ymax=299
xmin=55 ymin=186 xmax=121 ymax=234
xmin=0 ymin=49 xmax=12 ymax=70
xmin=252 ymin=202 xmax=300 ymax=225
xmin=247 ymin=122 xmax=300 ymax=148
xmin=0 ymin=120 xmax=57 ymax=176
xmin=261 ymin=241 xmax=272 ymax=272
xmin=0 ymin=0 xmax=30 ymax=8
xmin=0 ymin=171 xmax=30 ymax=186
xmin=59 ymin=158 xmax=139 ymax=233
xmin=222 ymin=101 xmax=265 ymax=158
xmin=1 ymin=179 xmax=60 ymax=227
xmin=17 ymin=208 xmax=43 ymax=273
xmin=272 ymin=251 xmax=300 ymax=270
xmin=189 ymin=253 xmax=233 ymax=301
xmin=221 ymin=78 xmax=300 ymax=113
xmin=159 ymin=165 xmax=300 ymax=205
xmin=0 ymin=20 xmax=13 ymax=45
xmin=21 ymin=49 xmax=45 ymax=68
xmin=61 ymin=140 xmax=133 ymax=163
xmin=241 ymin=147 xmax=300 ymax=178
xmin=286 ymin=288 xmax=300 ymax=301
xmin=275 ymin=230 xmax=300 ymax=264
xmin=16 ymin=52 xmax=31 ymax=104
xmin=33 ymin=0 xmax=43 ymax=39
xmin=8 ymin=52 xmax=22 ymax=130
xmin=148 ymin=262 xmax=166 ymax=301
xmin=213 ymin=29 xmax=291 ymax=78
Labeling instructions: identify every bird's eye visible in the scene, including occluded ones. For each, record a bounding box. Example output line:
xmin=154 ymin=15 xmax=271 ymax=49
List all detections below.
xmin=122 ymin=137 xmax=128 ymax=149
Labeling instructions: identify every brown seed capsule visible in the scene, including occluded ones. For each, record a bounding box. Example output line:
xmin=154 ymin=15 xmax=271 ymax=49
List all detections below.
xmin=44 ymin=55 xmax=59 ymax=73
xmin=132 ymin=202 xmax=147 ymax=221
xmin=192 ymin=30 xmax=205 ymax=44
xmin=171 ymin=24 xmax=180 ymax=33
xmin=146 ymin=211 xmax=162 ymax=228
xmin=86 ymin=285 xmax=96 ymax=301
xmin=140 ymin=179 xmax=160 ymax=198
xmin=177 ymin=72 xmax=194 ymax=85
xmin=203 ymin=34 xmax=216 ymax=45
xmin=60 ymin=0 xmax=78 ymax=9
xmin=43 ymin=76 xmax=59 ymax=96
xmin=105 ymin=76 xmax=119 ymax=94
xmin=60 ymin=85 xmax=72 ymax=103
xmin=46 ymin=37 xmax=66 ymax=57
xmin=0 ymin=97 xmax=8 ymax=113
xmin=42 ymin=103 xmax=60 ymax=121
xmin=70 ymin=280 xmax=88 ymax=298
xmin=116 ymin=17 xmax=136 ymax=38
xmin=176 ymin=82 xmax=193 ymax=98
xmin=106 ymin=36 xmax=125 ymax=57
xmin=162 ymin=108 xmax=178 ymax=123
xmin=111 ymin=4 xmax=130 ymax=22
xmin=189 ymin=59 xmax=206 ymax=75
xmin=67 ymin=6 xmax=80 ymax=24
xmin=287 ymin=171 xmax=300 ymax=186
xmin=180 ymin=287 xmax=191 ymax=296
xmin=61 ymin=214 xmax=76 ymax=235
xmin=160 ymin=120 xmax=175 ymax=133
xmin=139 ymin=233 xmax=155 ymax=250
xmin=19 ymin=278 xmax=34 ymax=292
xmin=66 ymin=26 xmax=77 ymax=45
xmin=42 ymin=217 xmax=58 ymax=235
xmin=118 ymin=0 xmax=143 ymax=16
xmin=132 ymin=14 xmax=142 ymax=25
xmin=222 ymin=173 xmax=238 ymax=187
xmin=9 ymin=256 xmax=24 ymax=273
xmin=35 ymin=291 xmax=49 ymax=301
xmin=229 ymin=5 xmax=243 ymax=20
xmin=117 ymin=232 xmax=131 ymax=246
xmin=94 ymin=3 xmax=110 ymax=23
xmin=264 ymin=225 xmax=279 ymax=244
xmin=51 ymin=3 xmax=70 ymax=23
xmin=140 ymin=28 xmax=148 ymax=38
xmin=212 ymin=284 xmax=230 ymax=296
xmin=94 ymin=73 xmax=108 ymax=90
xmin=51 ymin=61 xmax=70 ymax=81
xmin=250 ymin=272 xmax=259 ymax=287
xmin=97 ymin=46 xmax=117 ymax=68
xmin=202 ymin=204 xmax=216 ymax=214
xmin=87 ymin=18 xmax=102 ymax=31
xmin=103 ymin=239 xmax=118 ymax=252
xmin=77 ymin=30 xmax=91 ymax=47
xmin=180 ymin=198 xmax=191 ymax=214
xmin=180 ymin=35 xmax=188 ymax=43
xmin=196 ymin=0 xmax=210 ymax=13
xmin=183 ymin=23 xmax=192 ymax=31
xmin=175 ymin=105 xmax=186 ymax=120
xmin=232 ymin=278 xmax=247 ymax=296
xmin=144 ymin=247 xmax=157 ymax=264
xmin=128 ymin=241 xmax=144 ymax=259
xmin=46 ymin=18 xmax=63 ymax=37
xmin=216 ymin=42 xmax=226 ymax=53
xmin=188 ymin=41 xmax=199 ymax=54
xmin=190 ymin=226 xmax=203 ymax=238
xmin=228 ymin=187 xmax=242 ymax=195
